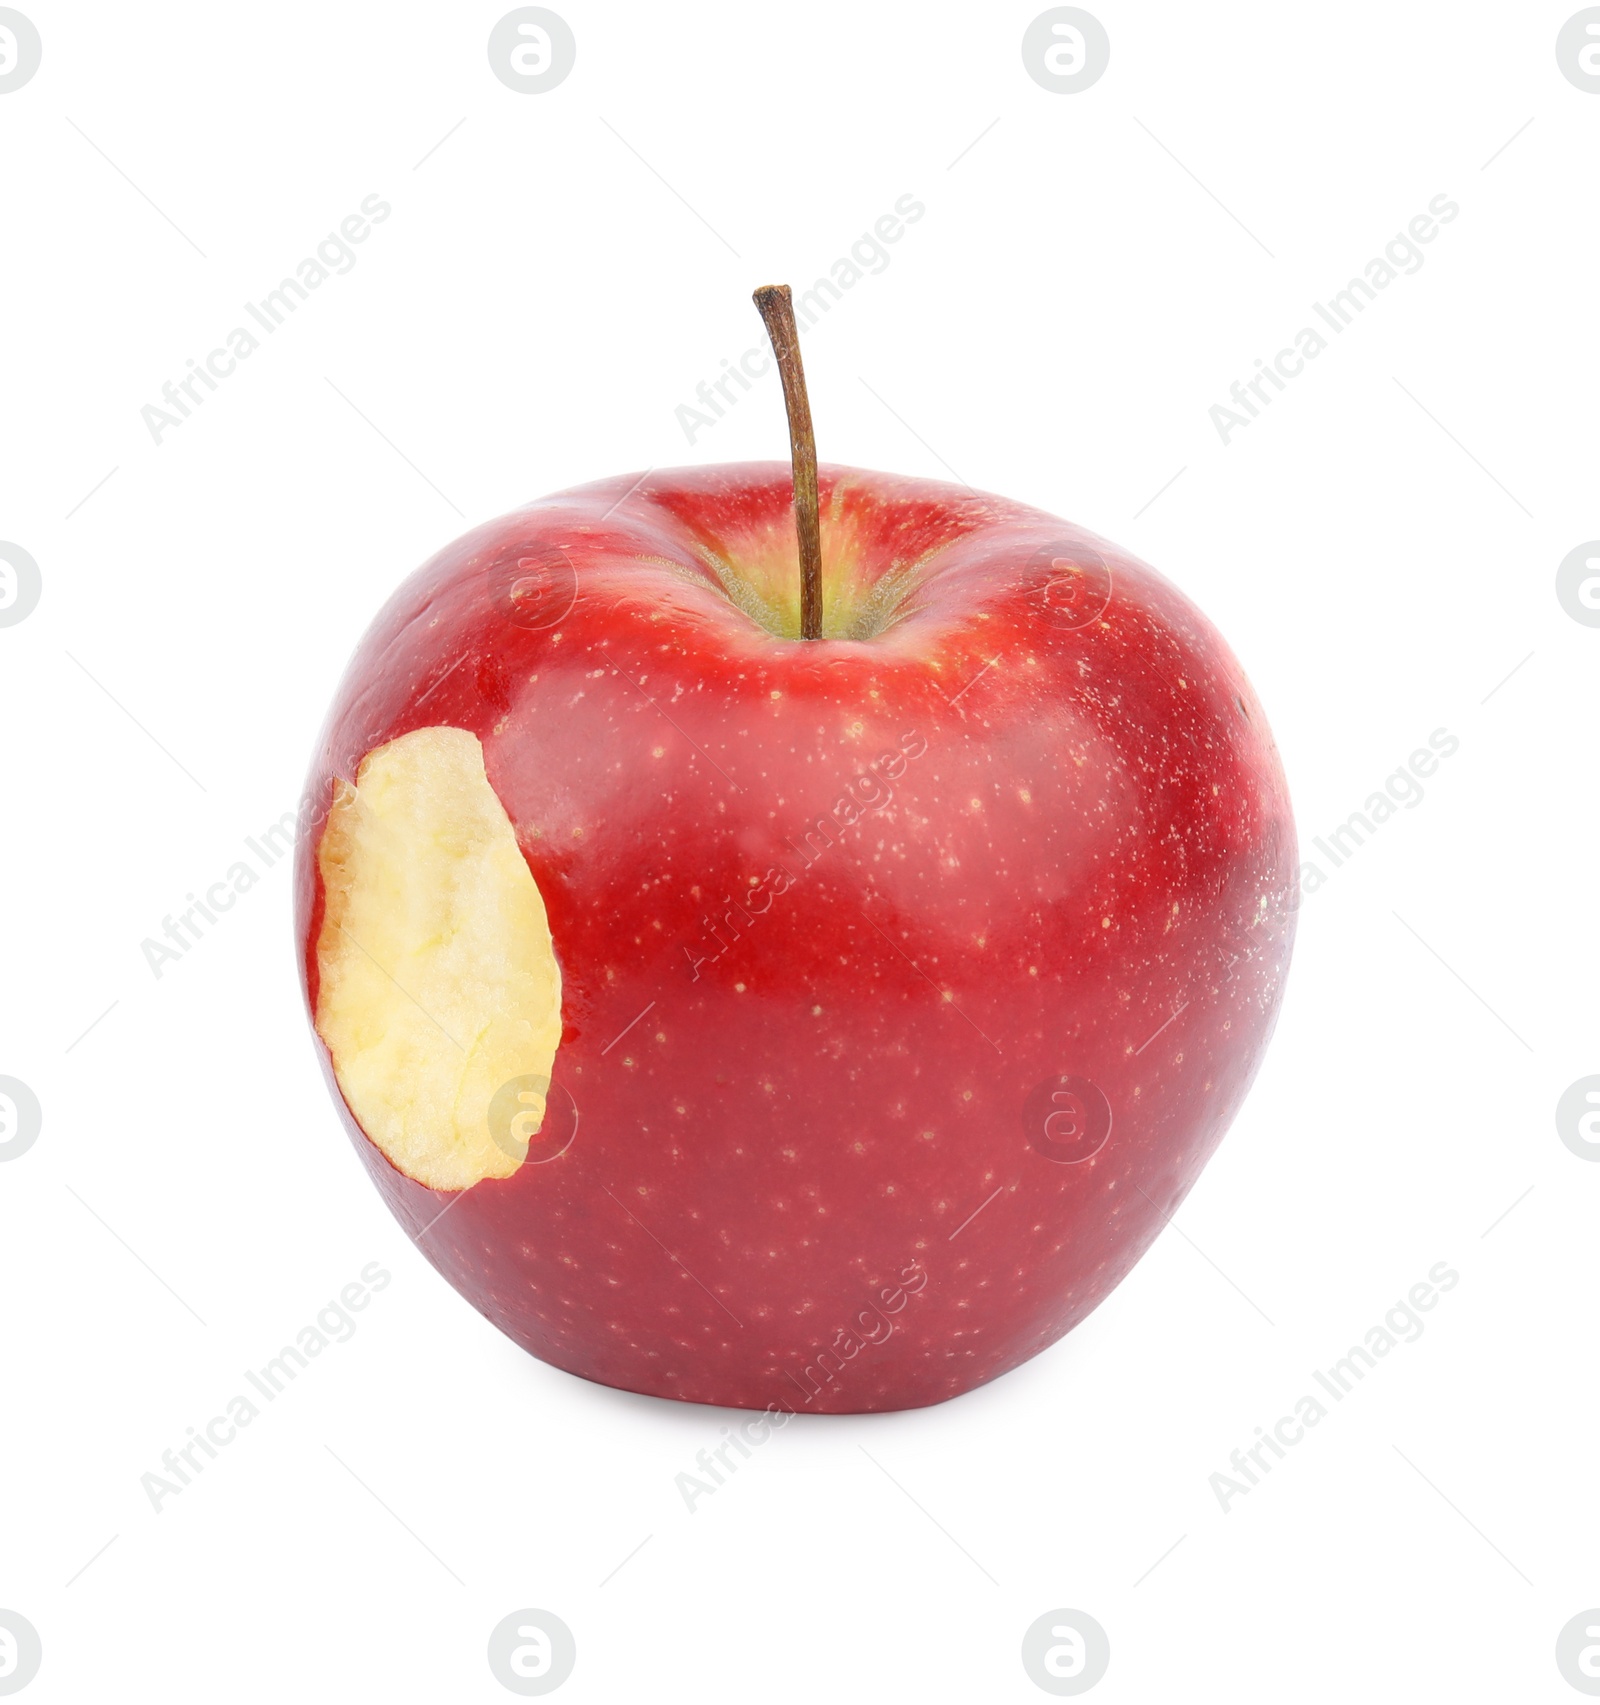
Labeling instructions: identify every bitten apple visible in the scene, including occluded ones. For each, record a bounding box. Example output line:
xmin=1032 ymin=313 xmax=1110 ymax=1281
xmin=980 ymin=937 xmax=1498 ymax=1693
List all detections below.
xmin=295 ymin=288 xmax=1295 ymax=1412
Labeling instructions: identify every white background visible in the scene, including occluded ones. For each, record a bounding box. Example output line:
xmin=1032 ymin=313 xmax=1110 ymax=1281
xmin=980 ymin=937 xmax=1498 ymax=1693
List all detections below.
xmin=2 ymin=2 xmax=1597 ymax=1699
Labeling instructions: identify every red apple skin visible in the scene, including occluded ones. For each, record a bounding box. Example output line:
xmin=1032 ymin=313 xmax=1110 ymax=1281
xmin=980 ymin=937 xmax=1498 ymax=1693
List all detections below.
xmin=295 ymin=463 xmax=1296 ymax=1413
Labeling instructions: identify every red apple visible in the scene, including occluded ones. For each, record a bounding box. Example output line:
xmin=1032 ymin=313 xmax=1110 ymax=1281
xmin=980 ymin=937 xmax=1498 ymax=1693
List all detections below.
xmin=295 ymin=296 xmax=1295 ymax=1413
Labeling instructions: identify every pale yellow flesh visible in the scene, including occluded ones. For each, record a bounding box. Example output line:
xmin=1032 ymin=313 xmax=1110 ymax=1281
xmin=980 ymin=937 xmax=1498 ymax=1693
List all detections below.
xmin=313 ymin=726 xmax=562 ymax=1192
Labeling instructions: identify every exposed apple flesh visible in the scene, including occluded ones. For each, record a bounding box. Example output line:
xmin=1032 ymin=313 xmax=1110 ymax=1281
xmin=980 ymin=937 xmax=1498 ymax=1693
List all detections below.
xmin=296 ymin=461 xmax=1296 ymax=1412
xmin=313 ymin=725 xmax=562 ymax=1192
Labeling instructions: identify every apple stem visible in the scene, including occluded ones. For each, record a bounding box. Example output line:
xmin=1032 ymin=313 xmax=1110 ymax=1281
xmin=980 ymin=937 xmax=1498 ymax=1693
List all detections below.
xmin=753 ymin=284 xmax=824 ymax=640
